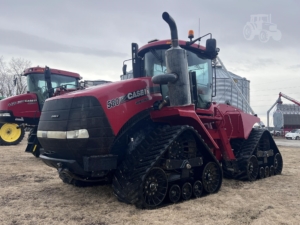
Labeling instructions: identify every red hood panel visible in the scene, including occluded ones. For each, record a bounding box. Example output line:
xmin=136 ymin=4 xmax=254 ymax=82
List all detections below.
xmin=0 ymin=93 xmax=40 ymax=119
xmin=45 ymin=77 xmax=162 ymax=135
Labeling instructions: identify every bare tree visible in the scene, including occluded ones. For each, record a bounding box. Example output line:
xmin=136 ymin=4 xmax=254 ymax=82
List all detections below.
xmin=0 ymin=57 xmax=31 ymax=97
xmin=8 ymin=57 xmax=31 ymax=95
xmin=0 ymin=56 xmax=9 ymax=98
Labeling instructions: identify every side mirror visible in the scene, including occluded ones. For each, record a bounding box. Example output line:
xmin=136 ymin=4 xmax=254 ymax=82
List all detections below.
xmin=205 ymin=38 xmax=218 ymax=59
xmin=122 ymin=64 xmax=127 ymax=75
xmin=45 ymin=66 xmax=51 ymax=80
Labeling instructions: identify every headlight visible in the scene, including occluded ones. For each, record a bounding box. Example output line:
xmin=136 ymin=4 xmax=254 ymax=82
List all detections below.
xmin=67 ymin=129 xmax=89 ymax=139
xmin=37 ymin=129 xmax=89 ymax=139
xmin=0 ymin=113 xmax=11 ymax=117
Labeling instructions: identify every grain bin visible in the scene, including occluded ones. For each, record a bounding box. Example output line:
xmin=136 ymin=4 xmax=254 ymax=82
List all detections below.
xmin=212 ymin=65 xmax=251 ymax=113
xmin=273 ymin=104 xmax=300 ymax=129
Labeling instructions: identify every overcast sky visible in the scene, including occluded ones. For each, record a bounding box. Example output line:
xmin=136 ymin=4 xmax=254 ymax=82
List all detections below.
xmin=0 ymin=0 xmax=299 ymax=125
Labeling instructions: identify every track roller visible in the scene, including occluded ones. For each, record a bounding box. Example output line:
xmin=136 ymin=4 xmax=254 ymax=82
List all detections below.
xmin=193 ymin=180 xmax=203 ymax=198
xmin=181 ymin=182 xmax=192 ymax=200
xmin=246 ymin=155 xmax=259 ymax=181
xmin=258 ymin=167 xmax=265 ymax=179
xmin=169 ymin=184 xmax=181 ymax=203
xmin=269 ymin=165 xmax=275 ymax=176
xmin=265 ymin=166 xmax=270 ymax=177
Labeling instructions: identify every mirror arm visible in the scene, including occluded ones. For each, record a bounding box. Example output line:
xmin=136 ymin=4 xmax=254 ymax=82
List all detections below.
xmin=186 ymin=33 xmax=212 ymax=46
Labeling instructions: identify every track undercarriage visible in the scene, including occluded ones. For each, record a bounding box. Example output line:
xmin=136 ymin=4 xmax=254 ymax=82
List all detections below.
xmin=112 ymin=125 xmax=223 ymax=209
xmin=223 ymin=128 xmax=283 ymax=181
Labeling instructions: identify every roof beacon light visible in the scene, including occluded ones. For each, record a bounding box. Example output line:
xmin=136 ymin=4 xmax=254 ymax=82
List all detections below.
xmin=188 ymin=30 xmax=194 ymax=41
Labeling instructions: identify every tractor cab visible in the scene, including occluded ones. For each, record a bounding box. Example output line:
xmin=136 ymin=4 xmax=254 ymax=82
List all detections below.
xmin=123 ymin=35 xmax=218 ymax=109
xmin=141 ymin=41 xmax=214 ymax=109
xmin=23 ymin=66 xmax=81 ymax=108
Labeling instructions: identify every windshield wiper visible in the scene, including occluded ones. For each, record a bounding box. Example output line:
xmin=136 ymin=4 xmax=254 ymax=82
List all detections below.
xmin=150 ymin=49 xmax=163 ymax=64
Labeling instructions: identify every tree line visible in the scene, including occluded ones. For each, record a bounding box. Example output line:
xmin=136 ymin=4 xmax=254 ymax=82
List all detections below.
xmin=0 ymin=56 xmax=31 ymax=98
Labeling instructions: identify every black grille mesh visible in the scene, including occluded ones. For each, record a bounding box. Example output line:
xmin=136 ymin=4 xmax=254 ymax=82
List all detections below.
xmin=38 ymin=96 xmax=115 ymax=163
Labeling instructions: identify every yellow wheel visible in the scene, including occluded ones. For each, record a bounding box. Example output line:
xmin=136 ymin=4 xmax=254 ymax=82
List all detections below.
xmin=0 ymin=123 xmax=25 ymax=145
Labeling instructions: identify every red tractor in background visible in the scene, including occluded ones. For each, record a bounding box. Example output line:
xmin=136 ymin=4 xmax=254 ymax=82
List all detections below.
xmin=37 ymin=12 xmax=283 ymax=209
xmin=0 ymin=66 xmax=82 ymax=156
xmin=0 ymin=96 xmax=26 ymax=146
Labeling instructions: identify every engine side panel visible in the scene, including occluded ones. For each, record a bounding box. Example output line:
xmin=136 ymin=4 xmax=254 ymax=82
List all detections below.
xmin=0 ymin=93 xmax=40 ymax=124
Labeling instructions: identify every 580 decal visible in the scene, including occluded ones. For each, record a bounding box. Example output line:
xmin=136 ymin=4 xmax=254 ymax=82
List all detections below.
xmin=107 ymin=88 xmax=151 ymax=109
xmin=107 ymin=96 xmax=123 ymax=109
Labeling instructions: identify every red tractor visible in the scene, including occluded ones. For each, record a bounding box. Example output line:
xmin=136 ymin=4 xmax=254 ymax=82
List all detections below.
xmin=0 ymin=96 xmax=25 ymax=146
xmin=37 ymin=12 xmax=283 ymax=209
xmin=0 ymin=66 xmax=82 ymax=156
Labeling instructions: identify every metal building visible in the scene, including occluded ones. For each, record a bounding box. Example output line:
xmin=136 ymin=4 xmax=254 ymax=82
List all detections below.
xmin=273 ymin=104 xmax=300 ymax=129
xmin=212 ymin=65 xmax=251 ymax=113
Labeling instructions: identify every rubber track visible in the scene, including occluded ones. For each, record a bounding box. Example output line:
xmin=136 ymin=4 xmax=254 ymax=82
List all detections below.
xmin=112 ymin=125 xmax=219 ymax=208
xmin=112 ymin=125 xmax=182 ymax=207
xmin=232 ymin=128 xmax=280 ymax=180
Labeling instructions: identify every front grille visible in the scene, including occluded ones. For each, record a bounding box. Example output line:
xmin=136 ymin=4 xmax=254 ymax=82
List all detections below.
xmin=38 ymin=96 xmax=115 ymax=164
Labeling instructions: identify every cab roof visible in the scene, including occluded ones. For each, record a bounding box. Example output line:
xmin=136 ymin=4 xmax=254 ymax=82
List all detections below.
xmin=138 ymin=39 xmax=206 ymax=56
xmin=23 ymin=66 xmax=81 ymax=79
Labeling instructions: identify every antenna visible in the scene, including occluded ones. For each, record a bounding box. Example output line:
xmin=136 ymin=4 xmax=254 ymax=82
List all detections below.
xmin=198 ymin=18 xmax=200 ymax=45
xmin=198 ymin=18 xmax=200 ymax=37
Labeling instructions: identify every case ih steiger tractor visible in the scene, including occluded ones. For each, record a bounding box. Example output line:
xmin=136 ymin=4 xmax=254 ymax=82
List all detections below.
xmin=37 ymin=12 xmax=283 ymax=209
xmin=0 ymin=66 xmax=82 ymax=157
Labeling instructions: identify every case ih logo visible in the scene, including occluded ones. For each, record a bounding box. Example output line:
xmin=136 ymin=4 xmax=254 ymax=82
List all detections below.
xmin=107 ymin=88 xmax=149 ymax=109
xmin=8 ymin=99 xmax=37 ymax=107
xmin=107 ymin=87 xmax=160 ymax=109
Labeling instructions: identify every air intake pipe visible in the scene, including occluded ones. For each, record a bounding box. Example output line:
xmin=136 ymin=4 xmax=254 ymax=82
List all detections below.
xmin=152 ymin=12 xmax=191 ymax=106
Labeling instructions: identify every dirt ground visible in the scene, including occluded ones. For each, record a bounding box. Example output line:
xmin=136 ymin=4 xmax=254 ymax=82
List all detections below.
xmin=1 ymin=134 xmax=300 ymax=225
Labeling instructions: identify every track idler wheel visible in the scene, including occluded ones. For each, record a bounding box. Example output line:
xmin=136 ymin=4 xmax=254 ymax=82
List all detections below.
xmin=274 ymin=153 xmax=283 ymax=175
xmin=169 ymin=184 xmax=181 ymax=203
xmin=142 ymin=168 xmax=168 ymax=207
xmin=181 ymin=182 xmax=192 ymax=200
xmin=246 ymin=155 xmax=259 ymax=181
xmin=202 ymin=162 xmax=222 ymax=193
xmin=258 ymin=167 xmax=265 ymax=179
xmin=193 ymin=180 xmax=203 ymax=198
xmin=265 ymin=166 xmax=270 ymax=177
xmin=269 ymin=165 xmax=275 ymax=176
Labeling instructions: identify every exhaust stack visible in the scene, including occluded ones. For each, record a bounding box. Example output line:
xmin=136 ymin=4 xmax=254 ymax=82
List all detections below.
xmin=152 ymin=12 xmax=191 ymax=107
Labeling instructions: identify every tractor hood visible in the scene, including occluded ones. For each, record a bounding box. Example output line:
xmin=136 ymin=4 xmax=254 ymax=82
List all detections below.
xmin=41 ymin=77 xmax=162 ymax=135
xmin=0 ymin=93 xmax=40 ymax=124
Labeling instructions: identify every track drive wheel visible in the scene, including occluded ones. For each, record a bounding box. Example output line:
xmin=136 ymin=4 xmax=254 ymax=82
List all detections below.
xmin=142 ymin=168 xmax=168 ymax=208
xmin=274 ymin=153 xmax=283 ymax=175
xmin=202 ymin=162 xmax=222 ymax=193
xmin=169 ymin=184 xmax=181 ymax=203
xmin=0 ymin=123 xmax=25 ymax=145
xmin=246 ymin=155 xmax=259 ymax=181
